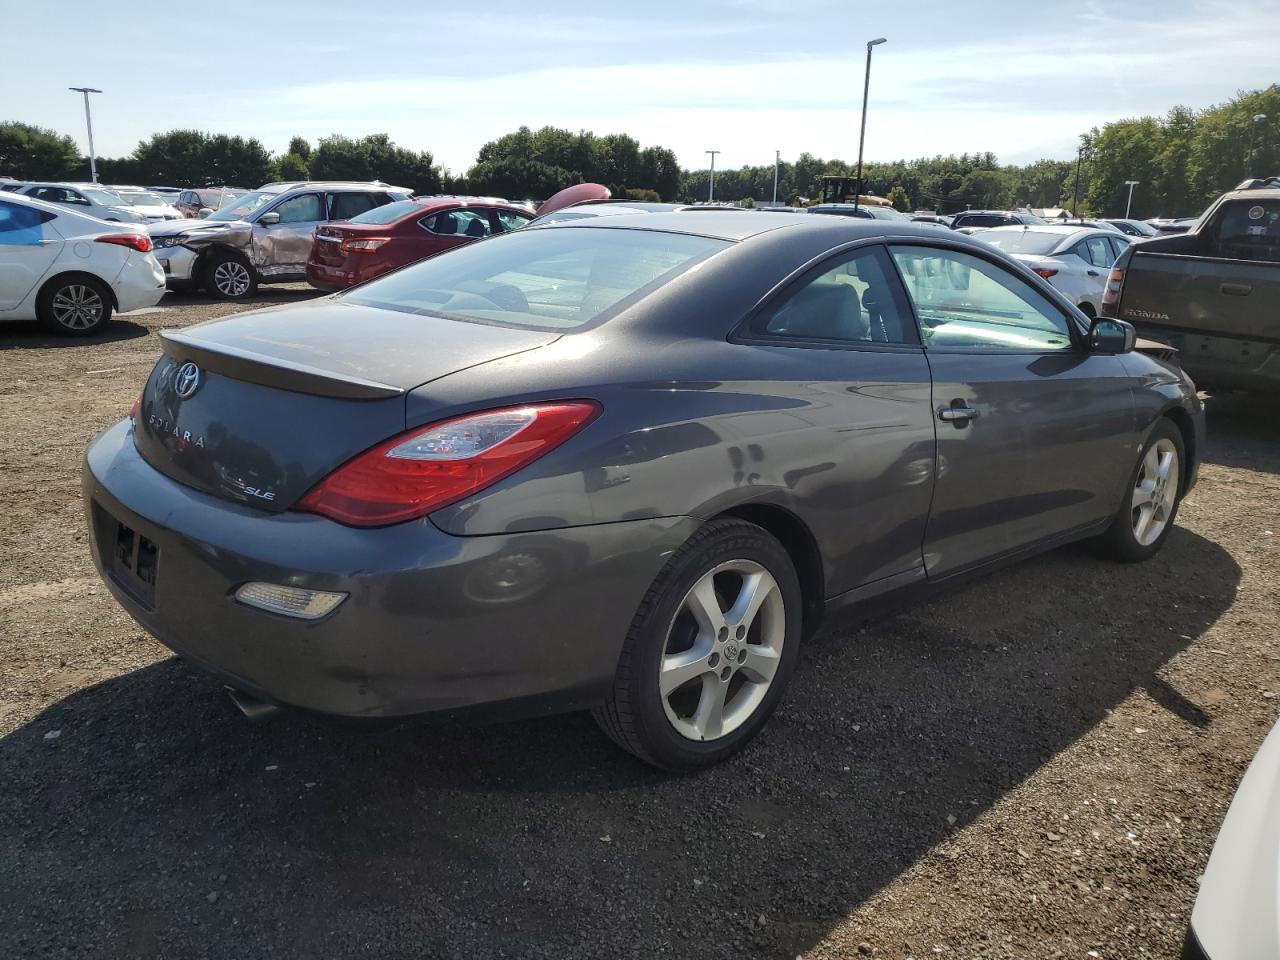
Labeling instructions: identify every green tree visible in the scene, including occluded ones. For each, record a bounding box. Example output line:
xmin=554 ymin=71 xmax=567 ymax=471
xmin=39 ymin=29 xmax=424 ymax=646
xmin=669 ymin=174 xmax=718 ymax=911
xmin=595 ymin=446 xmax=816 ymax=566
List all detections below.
xmin=126 ymin=130 xmax=274 ymax=186
xmin=886 ymin=185 xmax=909 ymax=211
xmin=309 ymin=133 xmax=439 ymax=193
xmin=287 ymin=137 xmax=312 ymax=162
xmin=0 ymin=121 xmax=81 ymax=180
xmin=276 ymin=152 xmax=309 ymax=181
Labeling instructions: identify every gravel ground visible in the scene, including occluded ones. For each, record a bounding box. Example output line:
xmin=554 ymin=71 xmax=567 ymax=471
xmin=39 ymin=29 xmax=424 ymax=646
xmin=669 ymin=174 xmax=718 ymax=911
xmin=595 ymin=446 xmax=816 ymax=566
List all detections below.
xmin=1 ymin=288 xmax=1277 ymax=959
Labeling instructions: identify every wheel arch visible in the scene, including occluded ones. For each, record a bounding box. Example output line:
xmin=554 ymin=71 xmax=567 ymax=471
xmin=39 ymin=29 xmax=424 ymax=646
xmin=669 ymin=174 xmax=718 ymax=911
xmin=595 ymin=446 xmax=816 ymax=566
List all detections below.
xmin=1158 ymin=403 xmax=1197 ymax=491
xmin=712 ymin=501 xmax=825 ymax=637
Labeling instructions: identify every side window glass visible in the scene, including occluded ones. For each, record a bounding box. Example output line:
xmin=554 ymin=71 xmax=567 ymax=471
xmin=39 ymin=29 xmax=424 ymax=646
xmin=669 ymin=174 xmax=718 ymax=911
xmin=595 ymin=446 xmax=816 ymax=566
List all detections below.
xmin=272 ymin=193 xmax=323 ymax=224
xmin=495 ymin=210 xmax=532 ymax=232
xmin=1085 ymin=236 xmax=1112 ymax=267
xmin=329 ymin=192 xmax=379 ymax=221
xmin=454 ymin=210 xmax=492 ymax=238
xmin=752 ymin=246 xmax=918 ymax=345
xmin=1107 ymin=236 xmax=1130 ymax=260
xmin=0 ymin=200 xmax=55 ymax=240
xmin=890 ymin=245 xmax=1073 ymax=352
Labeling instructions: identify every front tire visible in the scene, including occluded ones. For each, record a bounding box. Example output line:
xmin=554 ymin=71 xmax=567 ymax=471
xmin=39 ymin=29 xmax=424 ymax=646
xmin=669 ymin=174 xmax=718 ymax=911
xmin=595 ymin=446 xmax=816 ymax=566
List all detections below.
xmin=204 ymin=251 xmax=257 ymax=301
xmin=1098 ymin=418 xmax=1185 ymax=562
xmin=37 ymin=274 xmax=113 ymax=336
xmin=593 ymin=518 xmax=802 ymax=771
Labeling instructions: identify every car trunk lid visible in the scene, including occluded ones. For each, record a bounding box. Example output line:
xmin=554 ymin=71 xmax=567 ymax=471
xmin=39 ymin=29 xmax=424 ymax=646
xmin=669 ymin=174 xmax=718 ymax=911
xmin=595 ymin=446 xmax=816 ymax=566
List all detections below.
xmin=313 ymin=222 xmax=386 ymax=266
xmin=134 ymin=299 xmax=559 ymax=511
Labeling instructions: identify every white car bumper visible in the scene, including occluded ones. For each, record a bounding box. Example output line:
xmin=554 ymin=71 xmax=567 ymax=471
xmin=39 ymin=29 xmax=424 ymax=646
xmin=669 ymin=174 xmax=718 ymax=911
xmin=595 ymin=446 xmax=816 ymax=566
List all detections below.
xmin=113 ymin=252 xmax=167 ymax=314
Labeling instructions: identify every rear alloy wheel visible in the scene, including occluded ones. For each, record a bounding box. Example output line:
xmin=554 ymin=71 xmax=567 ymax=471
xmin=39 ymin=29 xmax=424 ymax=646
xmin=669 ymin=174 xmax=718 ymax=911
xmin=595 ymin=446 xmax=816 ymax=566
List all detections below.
xmin=37 ymin=275 xmax=113 ymax=336
xmin=205 ymin=252 xmax=257 ymax=301
xmin=1098 ymin=418 xmax=1185 ymax=562
xmin=594 ymin=519 xmax=802 ymax=770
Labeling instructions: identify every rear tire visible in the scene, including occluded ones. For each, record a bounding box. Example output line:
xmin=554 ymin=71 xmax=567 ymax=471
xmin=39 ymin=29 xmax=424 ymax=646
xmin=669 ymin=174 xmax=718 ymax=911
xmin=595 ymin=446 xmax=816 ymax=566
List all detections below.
xmin=1097 ymin=418 xmax=1185 ymax=562
xmin=37 ymin=274 xmax=113 ymax=336
xmin=593 ymin=518 xmax=802 ymax=771
xmin=204 ymin=251 xmax=257 ymax=301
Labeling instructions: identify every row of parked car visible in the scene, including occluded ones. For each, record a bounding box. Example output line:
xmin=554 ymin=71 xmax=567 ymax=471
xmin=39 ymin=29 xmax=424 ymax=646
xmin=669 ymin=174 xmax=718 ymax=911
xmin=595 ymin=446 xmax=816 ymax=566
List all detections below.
xmin=0 ymin=179 xmax=248 ymax=223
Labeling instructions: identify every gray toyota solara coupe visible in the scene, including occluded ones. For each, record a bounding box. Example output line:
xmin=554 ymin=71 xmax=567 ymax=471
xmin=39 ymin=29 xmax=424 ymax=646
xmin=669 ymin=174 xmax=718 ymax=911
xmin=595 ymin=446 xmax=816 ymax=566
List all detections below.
xmin=83 ymin=211 xmax=1204 ymax=770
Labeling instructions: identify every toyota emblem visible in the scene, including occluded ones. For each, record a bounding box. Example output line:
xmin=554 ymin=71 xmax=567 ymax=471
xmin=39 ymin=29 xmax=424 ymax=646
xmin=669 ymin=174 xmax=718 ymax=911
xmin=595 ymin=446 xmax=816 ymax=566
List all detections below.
xmin=174 ymin=362 xmax=202 ymax=400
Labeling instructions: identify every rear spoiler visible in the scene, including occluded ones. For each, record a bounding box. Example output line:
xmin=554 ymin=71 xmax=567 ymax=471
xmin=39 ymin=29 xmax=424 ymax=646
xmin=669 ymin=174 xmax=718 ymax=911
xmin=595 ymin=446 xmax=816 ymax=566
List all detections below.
xmin=159 ymin=330 xmax=405 ymax=400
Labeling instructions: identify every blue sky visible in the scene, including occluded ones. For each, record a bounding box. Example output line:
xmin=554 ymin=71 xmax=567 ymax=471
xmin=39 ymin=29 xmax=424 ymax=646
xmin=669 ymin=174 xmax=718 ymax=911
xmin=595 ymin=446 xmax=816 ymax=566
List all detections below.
xmin=6 ymin=0 xmax=1279 ymax=173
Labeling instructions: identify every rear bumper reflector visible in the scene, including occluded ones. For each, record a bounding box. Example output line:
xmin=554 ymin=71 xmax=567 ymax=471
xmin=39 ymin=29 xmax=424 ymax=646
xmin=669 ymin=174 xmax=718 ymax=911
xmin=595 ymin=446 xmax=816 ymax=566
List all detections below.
xmin=234 ymin=582 xmax=347 ymax=620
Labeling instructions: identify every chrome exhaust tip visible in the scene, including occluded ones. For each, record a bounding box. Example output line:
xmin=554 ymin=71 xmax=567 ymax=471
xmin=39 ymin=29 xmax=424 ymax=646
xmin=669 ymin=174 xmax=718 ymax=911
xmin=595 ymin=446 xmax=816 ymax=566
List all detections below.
xmin=226 ymin=686 xmax=281 ymax=722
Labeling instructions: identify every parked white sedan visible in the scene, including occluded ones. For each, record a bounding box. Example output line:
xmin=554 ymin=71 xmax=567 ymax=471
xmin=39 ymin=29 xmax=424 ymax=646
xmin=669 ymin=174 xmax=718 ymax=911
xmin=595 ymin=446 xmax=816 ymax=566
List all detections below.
xmin=16 ymin=182 xmax=147 ymax=225
xmin=0 ymin=192 xmax=166 ymax=336
xmin=974 ymin=225 xmax=1131 ymax=317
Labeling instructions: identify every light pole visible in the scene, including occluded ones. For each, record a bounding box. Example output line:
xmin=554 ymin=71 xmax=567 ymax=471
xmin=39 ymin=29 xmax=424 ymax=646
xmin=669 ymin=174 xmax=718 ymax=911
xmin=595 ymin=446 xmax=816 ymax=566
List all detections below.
xmin=68 ymin=87 xmax=102 ymax=183
xmin=772 ymin=150 xmax=780 ymax=207
xmin=1124 ymin=180 xmax=1140 ymax=218
xmin=706 ymin=150 xmax=720 ymax=203
xmin=1248 ymin=114 xmax=1267 ymax=177
xmin=854 ymin=37 xmax=887 ymax=215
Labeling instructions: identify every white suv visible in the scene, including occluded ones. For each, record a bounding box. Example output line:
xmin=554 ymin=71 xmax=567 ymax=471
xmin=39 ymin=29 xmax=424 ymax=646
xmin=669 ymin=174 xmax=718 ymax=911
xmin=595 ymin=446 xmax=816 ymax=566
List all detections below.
xmin=0 ymin=192 xmax=165 ymax=335
xmin=16 ymin=183 xmax=147 ymax=224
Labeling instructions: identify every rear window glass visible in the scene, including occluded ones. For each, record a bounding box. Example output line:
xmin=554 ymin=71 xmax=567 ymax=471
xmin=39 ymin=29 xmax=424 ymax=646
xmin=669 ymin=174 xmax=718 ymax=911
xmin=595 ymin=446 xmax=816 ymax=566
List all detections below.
xmin=349 ymin=200 xmax=422 ymax=225
xmin=955 ymin=214 xmax=1009 ymax=228
xmin=342 ymin=227 xmax=729 ymax=330
xmin=976 ymin=230 xmax=1062 ymax=255
xmin=1213 ymin=200 xmax=1280 ymax=262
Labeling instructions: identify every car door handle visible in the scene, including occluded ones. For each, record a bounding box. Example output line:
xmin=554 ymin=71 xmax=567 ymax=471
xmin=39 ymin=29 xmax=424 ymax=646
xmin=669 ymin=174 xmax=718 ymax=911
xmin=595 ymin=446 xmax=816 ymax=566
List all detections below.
xmin=938 ymin=403 xmax=980 ymax=423
xmin=1087 ymin=269 xmax=1100 ymax=277
xmin=1221 ymin=282 xmax=1252 ymax=296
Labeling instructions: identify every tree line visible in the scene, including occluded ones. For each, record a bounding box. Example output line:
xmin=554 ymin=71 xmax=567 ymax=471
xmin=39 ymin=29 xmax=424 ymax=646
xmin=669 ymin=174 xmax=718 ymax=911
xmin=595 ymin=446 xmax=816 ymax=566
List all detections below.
xmin=1 ymin=84 xmax=1274 ymax=215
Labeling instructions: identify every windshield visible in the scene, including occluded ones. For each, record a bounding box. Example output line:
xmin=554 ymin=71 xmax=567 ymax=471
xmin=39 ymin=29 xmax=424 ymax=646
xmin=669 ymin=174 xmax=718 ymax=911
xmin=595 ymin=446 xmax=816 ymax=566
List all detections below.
xmin=975 ymin=230 xmax=1064 ymax=255
xmin=350 ymin=200 xmax=423 ymax=225
xmin=205 ymin=190 xmax=278 ymax=221
xmin=82 ymin=188 xmax=123 ymax=206
xmin=343 ymin=227 xmax=730 ymax=330
xmin=120 ymin=193 xmax=168 ymax=207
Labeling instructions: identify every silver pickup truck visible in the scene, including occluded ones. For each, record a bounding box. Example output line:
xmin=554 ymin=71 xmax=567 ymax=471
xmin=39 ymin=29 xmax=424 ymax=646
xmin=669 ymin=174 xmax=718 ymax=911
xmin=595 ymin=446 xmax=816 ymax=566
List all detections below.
xmin=148 ymin=181 xmax=411 ymax=301
xmin=1104 ymin=177 xmax=1280 ymax=392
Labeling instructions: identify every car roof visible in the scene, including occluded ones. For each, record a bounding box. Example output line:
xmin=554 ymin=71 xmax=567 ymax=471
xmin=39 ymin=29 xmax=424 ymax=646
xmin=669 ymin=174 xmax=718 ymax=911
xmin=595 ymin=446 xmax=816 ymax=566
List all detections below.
xmin=546 ymin=210 xmax=960 ymax=243
xmin=257 ymin=180 xmax=413 ymax=193
xmin=1221 ymin=186 xmax=1280 ymax=202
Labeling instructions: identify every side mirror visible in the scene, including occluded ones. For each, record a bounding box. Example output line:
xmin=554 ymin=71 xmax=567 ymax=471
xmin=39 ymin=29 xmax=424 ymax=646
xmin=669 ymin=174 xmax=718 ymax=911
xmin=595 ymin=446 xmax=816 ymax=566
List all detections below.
xmin=259 ymin=211 xmax=281 ymax=226
xmin=197 ymin=207 xmax=213 ymax=218
xmin=1089 ymin=317 xmax=1137 ymax=354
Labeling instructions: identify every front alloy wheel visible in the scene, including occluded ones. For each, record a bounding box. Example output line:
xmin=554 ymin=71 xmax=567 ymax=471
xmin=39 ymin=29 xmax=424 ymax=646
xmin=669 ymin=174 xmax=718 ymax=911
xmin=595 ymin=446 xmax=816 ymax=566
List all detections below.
xmin=1131 ymin=438 xmax=1179 ymax=547
xmin=594 ymin=518 xmax=802 ymax=770
xmin=205 ymin=253 xmax=257 ymax=301
xmin=1098 ymin=417 xmax=1186 ymax=562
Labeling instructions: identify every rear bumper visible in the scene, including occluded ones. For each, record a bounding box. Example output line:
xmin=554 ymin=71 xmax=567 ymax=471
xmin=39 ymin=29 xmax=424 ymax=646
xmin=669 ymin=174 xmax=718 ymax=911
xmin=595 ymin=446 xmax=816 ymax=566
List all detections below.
xmin=114 ymin=253 xmax=167 ymax=313
xmin=305 ymin=257 xmax=389 ymax=291
xmin=83 ymin=419 xmax=698 ymax=719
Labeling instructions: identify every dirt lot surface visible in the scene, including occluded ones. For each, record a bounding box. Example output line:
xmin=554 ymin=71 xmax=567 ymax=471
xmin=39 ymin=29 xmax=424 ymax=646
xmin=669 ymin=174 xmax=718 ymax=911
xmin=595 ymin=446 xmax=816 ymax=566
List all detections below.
xmin=1 ymin=289 xmax=1277 ymax=959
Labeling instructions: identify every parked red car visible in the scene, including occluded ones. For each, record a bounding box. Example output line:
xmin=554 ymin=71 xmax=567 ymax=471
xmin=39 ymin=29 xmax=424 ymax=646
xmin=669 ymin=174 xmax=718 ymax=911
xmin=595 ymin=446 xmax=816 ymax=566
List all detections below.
xmin=305 ymin=197 xmax=534 ymax=291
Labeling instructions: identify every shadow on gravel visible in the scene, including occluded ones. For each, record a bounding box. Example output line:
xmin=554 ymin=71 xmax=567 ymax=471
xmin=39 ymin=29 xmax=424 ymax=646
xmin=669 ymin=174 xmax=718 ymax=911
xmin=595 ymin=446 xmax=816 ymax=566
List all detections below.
xmin=0 ymin=318 xmax=150 ymax=350
xmin=0 ymin=529 xmax=1239 ymax=959
xmin=1201 ymin=391 xmax=1280 ymax=474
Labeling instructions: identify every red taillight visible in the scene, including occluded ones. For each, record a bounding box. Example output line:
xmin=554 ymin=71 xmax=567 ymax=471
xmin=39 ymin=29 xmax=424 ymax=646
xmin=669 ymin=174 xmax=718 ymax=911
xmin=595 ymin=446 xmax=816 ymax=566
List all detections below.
xmin=1101 ymin=267 xmax=1125 ymax=310
xmin=295 ymin=401 xmax=601 ymax=527
xmin=1031 ymin=267 xmax=1058 ymax=279
xmin=129 ymin=393 xmax=142 ymax=423
xmin=96 ymin=233 xmax=153 ymax=253
xmin=341 ymin=237 xmax=390 ymax=253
